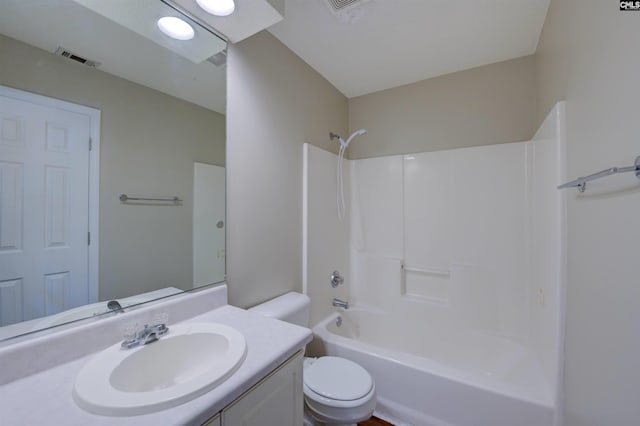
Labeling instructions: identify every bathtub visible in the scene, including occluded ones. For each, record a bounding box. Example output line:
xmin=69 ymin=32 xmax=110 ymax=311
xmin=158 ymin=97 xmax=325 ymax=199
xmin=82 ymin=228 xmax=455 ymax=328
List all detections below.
xmin=311 ymin=307 xmax=554 ymax=426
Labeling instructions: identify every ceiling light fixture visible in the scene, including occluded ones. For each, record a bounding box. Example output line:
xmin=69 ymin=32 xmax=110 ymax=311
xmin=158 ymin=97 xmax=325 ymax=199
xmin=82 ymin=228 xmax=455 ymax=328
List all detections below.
xmin=157 ymin=16 xmax=195 ymax=40
xmin=196 ymin=0 xmax=236 ymax=17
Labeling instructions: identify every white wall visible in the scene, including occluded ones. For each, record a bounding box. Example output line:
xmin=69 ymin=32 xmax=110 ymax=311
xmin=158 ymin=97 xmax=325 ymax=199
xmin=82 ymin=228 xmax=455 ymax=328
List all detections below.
xmin=350 ymin=143 xmax=531 ymax=339
xmin=302 ymin=144 xmax=350 ymax=326
xmin=528 ymin=103 xmax=566 ymax=417
xmin=536 ymin=1 xmax=640 ymax=424
xmin=226 ymin=31 xmax=348 ymax=308
xmin=344 ymin=113 xmax=564 ymax=406
xmin=349 ymin=155 xmax=404 ymax=311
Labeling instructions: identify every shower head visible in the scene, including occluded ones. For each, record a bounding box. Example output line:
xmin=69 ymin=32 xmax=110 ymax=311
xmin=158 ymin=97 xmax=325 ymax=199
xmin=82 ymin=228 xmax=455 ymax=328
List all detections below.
xmin=344 ymin=128 xmax=367 ymax=147
xmin=330 ymin=129 xmax=367 ymax=148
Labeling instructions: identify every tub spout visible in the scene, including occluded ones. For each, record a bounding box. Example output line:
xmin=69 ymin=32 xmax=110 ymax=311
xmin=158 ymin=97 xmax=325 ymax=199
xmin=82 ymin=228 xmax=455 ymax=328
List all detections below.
xmin=332 ymin=298 xmax=349 ymax=309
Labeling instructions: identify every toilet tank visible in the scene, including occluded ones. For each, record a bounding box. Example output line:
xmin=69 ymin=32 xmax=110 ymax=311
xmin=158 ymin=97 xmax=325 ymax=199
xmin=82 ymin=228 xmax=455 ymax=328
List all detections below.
xmin=248 ymin=292 xmax=310 ymax=327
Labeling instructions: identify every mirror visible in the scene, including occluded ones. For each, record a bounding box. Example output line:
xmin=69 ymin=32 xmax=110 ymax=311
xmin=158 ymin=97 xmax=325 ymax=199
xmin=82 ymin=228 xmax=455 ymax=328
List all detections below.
xmin=0 ymin=0 xmax=226 ymax=340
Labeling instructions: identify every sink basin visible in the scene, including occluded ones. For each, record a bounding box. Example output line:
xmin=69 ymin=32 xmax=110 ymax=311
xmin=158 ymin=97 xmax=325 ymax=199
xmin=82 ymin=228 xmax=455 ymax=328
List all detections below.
xmin=73 ymin=322 xmax=247 ymax=416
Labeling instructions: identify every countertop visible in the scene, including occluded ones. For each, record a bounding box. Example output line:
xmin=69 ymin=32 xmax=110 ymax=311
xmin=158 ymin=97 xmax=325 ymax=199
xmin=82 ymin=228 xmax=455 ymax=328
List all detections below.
xmin=0 ymin=303 xmax=312 ymax=425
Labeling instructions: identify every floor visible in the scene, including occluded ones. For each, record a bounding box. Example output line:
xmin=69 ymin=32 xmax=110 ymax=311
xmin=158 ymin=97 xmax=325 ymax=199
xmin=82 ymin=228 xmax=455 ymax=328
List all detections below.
xmin=358 ymin=417 xmax=394 ymax=426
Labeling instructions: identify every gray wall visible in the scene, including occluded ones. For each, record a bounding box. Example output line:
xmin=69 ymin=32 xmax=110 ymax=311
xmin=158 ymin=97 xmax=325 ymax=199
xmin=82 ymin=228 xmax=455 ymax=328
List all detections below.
xmin=536 ymin=1 xmax=640 ymax=424
xmin=0 ymin=34 xmax=225 ymax=301
xmin=348 ymin=55 xmax=537 ymax=159
xmin=226 ymin=31 xmax=347 ymax=308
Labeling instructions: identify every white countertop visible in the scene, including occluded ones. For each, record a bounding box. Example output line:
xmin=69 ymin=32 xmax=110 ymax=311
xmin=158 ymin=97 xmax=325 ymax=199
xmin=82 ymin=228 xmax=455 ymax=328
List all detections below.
xmin=0 ymin=290 xmax=312 ymax=426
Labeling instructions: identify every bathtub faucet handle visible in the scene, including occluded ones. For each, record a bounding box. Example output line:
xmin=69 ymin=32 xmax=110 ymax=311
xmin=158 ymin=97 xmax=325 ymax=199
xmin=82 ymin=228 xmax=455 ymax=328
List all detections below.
xmin=330 ymin=271 xmax=344 ymax=288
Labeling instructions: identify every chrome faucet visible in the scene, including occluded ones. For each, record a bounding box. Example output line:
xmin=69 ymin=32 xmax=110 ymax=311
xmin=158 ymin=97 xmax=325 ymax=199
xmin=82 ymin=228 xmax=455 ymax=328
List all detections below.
xmin=121 ymin=323 xmax=169 ymax=349
xmin=332 ymin=298 xmax=349 ymax=310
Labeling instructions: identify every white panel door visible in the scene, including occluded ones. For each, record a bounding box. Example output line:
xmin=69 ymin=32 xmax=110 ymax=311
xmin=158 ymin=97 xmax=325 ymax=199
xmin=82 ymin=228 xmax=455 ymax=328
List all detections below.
xmin=193 ymin=162 xmax=225 ymax=287
xmin=0 ymin=93 xmax=91 ymax=325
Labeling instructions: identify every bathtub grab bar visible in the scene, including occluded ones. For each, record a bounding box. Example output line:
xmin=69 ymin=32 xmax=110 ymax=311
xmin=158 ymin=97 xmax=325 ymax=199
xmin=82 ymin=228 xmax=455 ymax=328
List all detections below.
xmin=557 ymin=155 xmax=640 ymax=193
xmin=401 ymin=263 xmax=450 ymax=277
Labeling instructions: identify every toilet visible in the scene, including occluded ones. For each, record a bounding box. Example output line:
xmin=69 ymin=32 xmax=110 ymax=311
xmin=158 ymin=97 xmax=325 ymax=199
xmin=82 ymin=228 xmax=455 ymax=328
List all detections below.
xmin=249 ymin=292 xmax=376 ymax=426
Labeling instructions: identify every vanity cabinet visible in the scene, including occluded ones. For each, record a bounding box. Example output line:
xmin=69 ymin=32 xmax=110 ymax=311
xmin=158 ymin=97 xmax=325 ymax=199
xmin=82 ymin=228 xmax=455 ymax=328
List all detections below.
xmin=201 ymin=351 xmax=303 ymax=426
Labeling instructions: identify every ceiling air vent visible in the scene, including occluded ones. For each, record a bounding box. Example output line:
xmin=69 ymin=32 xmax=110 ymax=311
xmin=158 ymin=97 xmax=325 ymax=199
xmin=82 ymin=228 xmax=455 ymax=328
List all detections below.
xmin=54 ymin=47 xmax=101 ymax=68
xmin=325 ymin=0 xmax=370 ymax=14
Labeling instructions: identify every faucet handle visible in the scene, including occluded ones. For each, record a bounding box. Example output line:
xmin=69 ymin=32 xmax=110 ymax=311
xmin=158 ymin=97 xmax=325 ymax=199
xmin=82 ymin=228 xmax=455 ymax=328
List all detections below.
xmin=330 ymin=270 xmax=344 ymax=288
xmin=121 ymin=322 xmax=140 ymax=345
xmin=151 ymin=313 xmax=169 ymax=336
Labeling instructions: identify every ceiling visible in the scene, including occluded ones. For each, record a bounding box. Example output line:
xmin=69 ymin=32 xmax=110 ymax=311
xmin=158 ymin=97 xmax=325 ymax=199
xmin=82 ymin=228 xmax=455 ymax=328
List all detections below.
xmin=269 ymin=0 xmax=551 ymax=98
xmin=1 ymin=0 xmax=551 ymax=110
xmin=0 ymin=0 xmax=227 ymax=114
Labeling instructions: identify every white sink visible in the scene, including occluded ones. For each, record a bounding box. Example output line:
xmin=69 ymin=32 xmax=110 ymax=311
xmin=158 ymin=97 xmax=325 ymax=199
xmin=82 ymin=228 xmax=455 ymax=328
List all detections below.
xmin=73 ymin=322 xmax=247 ymax=416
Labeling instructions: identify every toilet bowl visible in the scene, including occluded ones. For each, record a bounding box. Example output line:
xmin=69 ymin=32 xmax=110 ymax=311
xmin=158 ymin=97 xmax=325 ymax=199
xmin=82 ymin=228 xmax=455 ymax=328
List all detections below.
xmin=303 ymin=357 xmax=376 ymax=425
xmin=248 ymin=292 xmax=376 ymax=425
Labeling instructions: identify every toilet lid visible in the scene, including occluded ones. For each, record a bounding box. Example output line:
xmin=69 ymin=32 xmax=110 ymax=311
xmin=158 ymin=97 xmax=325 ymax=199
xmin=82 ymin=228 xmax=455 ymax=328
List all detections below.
xmin=304 ymin=356 xmax=373 ymax=401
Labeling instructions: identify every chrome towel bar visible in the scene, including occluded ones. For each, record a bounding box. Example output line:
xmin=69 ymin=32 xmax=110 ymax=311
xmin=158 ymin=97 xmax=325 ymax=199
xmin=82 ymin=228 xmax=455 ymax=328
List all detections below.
xmin=119 ymin=194 xmax=182 ymax=204
xmin=557 ymin=155 xmax=640 ymax=193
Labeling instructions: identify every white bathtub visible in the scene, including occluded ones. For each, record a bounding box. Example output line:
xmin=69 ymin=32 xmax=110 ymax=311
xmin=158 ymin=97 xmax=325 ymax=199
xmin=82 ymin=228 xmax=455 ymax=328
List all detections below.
xmin=311 ymin=307 xmax=554 ymax=426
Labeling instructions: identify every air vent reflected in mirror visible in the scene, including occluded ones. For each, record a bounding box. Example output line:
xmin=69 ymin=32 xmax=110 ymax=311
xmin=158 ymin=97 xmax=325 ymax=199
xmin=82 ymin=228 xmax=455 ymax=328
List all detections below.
xmin=54 ymin=47 xmax=101 ymax=68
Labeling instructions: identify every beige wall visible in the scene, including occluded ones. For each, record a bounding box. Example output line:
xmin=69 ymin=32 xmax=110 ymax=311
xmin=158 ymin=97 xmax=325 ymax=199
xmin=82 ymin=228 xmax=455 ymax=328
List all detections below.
xmin=0 ymin=34 xmax=225 ymax=301
xmin=226 ymin=31 xmax=348 ymax=308
xmin=348 ymin=55 xmax=537 ymax=159
xmin=536 ymin=1 xmax=640 ymax=425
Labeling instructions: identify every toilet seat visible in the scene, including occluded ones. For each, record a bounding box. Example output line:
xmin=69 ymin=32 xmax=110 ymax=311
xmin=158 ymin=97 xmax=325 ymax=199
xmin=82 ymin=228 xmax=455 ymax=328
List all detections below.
xmin=303 ymin=381 xmax=375 ymax=408
xmin=302 ymin=356 xmax=376 ymax=424
xmin=304 ymin=356 xmax=373 ymax=401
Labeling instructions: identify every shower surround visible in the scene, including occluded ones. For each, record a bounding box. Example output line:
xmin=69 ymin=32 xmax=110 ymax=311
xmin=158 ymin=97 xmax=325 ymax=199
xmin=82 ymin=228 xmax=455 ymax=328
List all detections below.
xmin=303 ymin=103 xmax=566 ymax=426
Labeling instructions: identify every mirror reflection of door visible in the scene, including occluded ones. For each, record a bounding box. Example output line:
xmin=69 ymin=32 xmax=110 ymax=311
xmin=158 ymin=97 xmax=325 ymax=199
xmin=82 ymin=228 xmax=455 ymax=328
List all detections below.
xmin=0 ymin=87 xmax=99 ymax=326
xmin=193 ymin=162 xmax=225 ymax=287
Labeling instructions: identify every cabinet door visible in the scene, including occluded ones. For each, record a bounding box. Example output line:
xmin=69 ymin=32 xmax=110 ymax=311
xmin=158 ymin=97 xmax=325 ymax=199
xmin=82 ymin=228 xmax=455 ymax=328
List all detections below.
xmin=222 ymin=352 xmax=303 ymax=426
